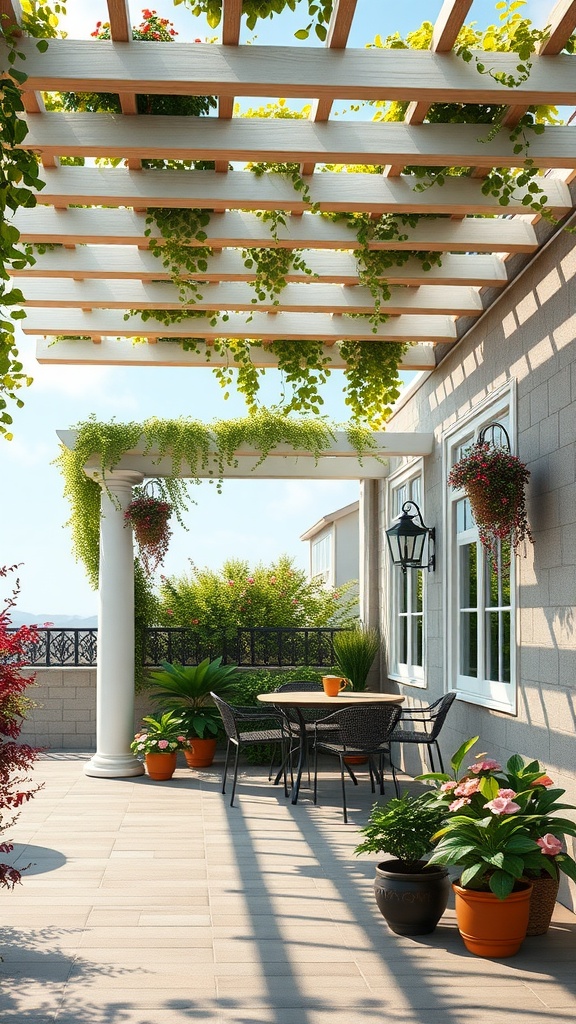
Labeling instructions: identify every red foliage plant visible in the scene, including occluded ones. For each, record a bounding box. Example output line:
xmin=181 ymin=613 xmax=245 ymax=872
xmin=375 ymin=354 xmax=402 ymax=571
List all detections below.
xmin=0 ymin=565 xmax=43 ymax=889
xmin=124 ymin=494 xmax=172 ymax=576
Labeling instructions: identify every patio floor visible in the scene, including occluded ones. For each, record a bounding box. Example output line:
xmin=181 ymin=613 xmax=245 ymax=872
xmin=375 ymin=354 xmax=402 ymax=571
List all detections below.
xmin=2 ymin=753 xmax=576 ymax=1024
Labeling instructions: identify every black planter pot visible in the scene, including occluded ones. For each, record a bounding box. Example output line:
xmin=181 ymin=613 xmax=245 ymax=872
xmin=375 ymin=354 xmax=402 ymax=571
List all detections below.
xmin=374 ymin=859 xmax=450 ymax=936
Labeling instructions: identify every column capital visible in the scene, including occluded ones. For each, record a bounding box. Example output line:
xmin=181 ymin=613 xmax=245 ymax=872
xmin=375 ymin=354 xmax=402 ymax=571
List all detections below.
xmin=90 ymin=469 xmax=144 ymax=491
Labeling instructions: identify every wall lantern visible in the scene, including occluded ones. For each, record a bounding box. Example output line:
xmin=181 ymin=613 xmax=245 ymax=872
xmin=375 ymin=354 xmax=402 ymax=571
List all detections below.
xmin=386 ymin=501 xmax=436 ymax=573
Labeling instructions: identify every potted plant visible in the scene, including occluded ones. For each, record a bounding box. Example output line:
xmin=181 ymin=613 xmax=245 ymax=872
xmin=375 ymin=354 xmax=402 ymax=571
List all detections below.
xmin=130 ymin=712 xmax=188 ymax=780
xmin=332 ymin=625 xmax=381 ymax=692
xmin=355 ymin=793 xmax=449 ymax=935
xmin=419 ymin=738 xmax=576 ymax=956
xmin=124 ymin=488 xmax=172 ymax=575
xmin=148 ymin=656 xmax=239 ymax=768
xmin=447 ymin=440 xmax=533 ymax=566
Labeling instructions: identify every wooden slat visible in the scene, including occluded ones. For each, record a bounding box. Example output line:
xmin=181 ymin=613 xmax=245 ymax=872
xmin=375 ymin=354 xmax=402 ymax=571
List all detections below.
xmin=15 ymin=206 xmax=539 ymax=252
xmin=106 ymin=1 xmax=140 ymax=170
xmin=37 ymin=336 xmax=436 ymax=372
xmin=302 ymin=0 xmax=358 ymax=175
xmin=216 ymin=0 xmax=243 ymax=169
xmin=8 ymin=40 xmax=576 ymax=104
xmin=12 ymin=247 xmax=508 ymax=288
xmin=22 ymin=309 xmax=458 ymax=343
xmin=18 ymin=278 xmax=484 ymax=316
xmin=21 ymin=114 xmax=576 ymax=168
xmin=386 ymin=0 xmax=473 ymax=175
xmin=31 ymin=166 xmax=572 ymax=215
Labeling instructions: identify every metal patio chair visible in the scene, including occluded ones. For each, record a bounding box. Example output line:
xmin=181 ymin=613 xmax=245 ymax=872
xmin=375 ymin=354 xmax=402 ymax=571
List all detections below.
xmin=210 ymin=692 xmax=292 ymax=807
xmin=390 ymin=691 xmax=457 ymax=773
xmin=312 ymin=703 xmax=403 ymax=823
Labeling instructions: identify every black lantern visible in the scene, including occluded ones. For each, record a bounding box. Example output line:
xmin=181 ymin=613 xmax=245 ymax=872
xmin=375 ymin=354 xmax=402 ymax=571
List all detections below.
xmin=386 ymin=501 xmax=436 ymax=573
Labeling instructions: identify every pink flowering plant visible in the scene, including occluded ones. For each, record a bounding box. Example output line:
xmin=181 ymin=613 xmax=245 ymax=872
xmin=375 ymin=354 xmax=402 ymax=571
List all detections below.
xmin=418 ymin=737 xmax=576 ymax=899
xmin=130 ymin=712 xmax=188 ymax=756
xmin=124 ymin=491 xmax=172 ymax=576
xmin=448 ymin=442 xmax=533 ymax=567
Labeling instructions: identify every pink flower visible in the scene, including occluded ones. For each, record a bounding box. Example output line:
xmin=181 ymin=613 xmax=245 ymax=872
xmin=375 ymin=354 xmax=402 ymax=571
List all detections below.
xmin=177 ymin=736 xmax=186 ymax=743
xmin=536 ymin=834 xmax=563 ymax=856
xmin=484 ymin=796 xmax=521 ymax=815
xmin=532 ymin=775 xmax=554 ymax=788
xmin=497 ymin=788 xmax=517 ymax=800
xmin=449 ymin=797 xmax=471 ymax=811
xmin=440 ymin=781 xmax=457 ymax=793
xmin=270 ymin=576 xmax=276 ymax=584
xmin=167 ymin=609 xmax=173 ymax=616
xmin=454 ymin=778 xmax=480 ymax=797
xmin=468 ymin=758 xmax=501 ymax=774
xmin=191 ymin=619 xmax=199 ymax=625
xmin=227 ymin=580 xmax=235 ymax=586
xmin=247 ymin=578 xmax=255 ymax=584
xmin=157 ymin=740 xmax=169 ymax=750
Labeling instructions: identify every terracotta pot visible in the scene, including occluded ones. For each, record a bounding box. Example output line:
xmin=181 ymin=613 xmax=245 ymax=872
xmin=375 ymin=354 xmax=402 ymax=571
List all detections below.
xmin=453 ymin=880 xmax=532 ymax=958
xmin=145 ymin=751 xmax=177 ymax=781
xmin=526 ymin=873 xmax=560 ymax=936
xmin=374 ymin=860 xmax=450 ymax=935
xmin=184 ymin=737 xmax=217 ymax=769
xmin=343 ymin=755 xmax=369 ymax=765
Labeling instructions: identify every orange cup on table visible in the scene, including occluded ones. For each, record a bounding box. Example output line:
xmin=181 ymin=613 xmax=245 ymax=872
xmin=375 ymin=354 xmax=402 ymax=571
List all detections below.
xmin=322 ymin=675 xmax=350 ymax=697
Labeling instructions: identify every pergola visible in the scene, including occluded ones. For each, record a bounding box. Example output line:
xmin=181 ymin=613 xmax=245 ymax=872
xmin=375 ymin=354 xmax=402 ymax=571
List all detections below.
xmin=3 ymin=0 xmax=576 ymax=776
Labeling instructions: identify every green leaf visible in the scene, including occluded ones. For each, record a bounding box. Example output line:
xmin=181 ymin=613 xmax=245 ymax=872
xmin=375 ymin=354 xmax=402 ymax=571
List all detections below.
xmin=450 ymin=736 xmax=479 ymax=776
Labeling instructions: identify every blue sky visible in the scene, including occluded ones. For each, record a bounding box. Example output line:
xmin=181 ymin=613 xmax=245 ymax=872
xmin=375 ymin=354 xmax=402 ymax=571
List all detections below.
xmin=0 ymin=0 xmax=551 ymax=616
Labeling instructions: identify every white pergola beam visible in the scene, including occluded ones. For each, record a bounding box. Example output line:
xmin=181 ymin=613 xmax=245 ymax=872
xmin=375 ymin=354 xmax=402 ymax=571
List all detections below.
xmin=7 ymin=40 xmax=576 ymax=105
xmin=21 ymin=115 xmax=576 ymax=169
xmin=32 ymin=166 xmax=572 ymax=216
xmin=12 ymin=247 xmax=509 ymax=287
xmin=23 ymin=309 xmax=457 ymax=343
xmin=16 ymin=207 xmax=538 ymax=252
xmin=19 ymin=279 xmax=484 ymax=317
xmin=38 ymin=337 xmax=436 ymax=372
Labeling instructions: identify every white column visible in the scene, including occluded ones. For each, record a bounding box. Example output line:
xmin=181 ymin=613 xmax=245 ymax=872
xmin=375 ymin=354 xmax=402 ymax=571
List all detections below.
xmin=359 ymin=478 xmax=382 ymax=691
xmin=85 ymin=470 xmax=145 ymax=778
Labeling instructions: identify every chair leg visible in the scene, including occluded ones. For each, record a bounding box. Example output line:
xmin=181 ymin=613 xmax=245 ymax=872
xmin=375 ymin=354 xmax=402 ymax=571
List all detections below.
xmin=221 ymin=739 xmax=231 ymax=794
xmin=230 ymin=743 xmax=241 ymax=807
xmin=313 ymin=742 xmax=319 ymax=805
xmin=339 ymin=756 xmax=348 ymax=824
xmin=390 ymin=756 xmax=400 ymax=798
xmin=435 ymin=740 xmax=445 ymax=773
xmin=427 ymin=744 xmax=436 ymax=774
xmin=267 ymin=743 xmax=278 ymax=781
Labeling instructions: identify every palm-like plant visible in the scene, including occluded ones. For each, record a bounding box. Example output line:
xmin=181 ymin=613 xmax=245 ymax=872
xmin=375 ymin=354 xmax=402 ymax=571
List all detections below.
xmin=148 ymin=657 xmax=239 ymax=738
xmin=332 ymin=626 xmax=381 ymax=691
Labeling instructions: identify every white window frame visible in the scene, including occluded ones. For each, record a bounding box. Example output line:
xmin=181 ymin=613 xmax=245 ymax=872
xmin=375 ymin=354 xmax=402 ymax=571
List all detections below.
xmin=443 ymin=382 xmax=518 ymax=715
xmin=387 ymin=460 xmax=426 ymax=688
xmin=311 ymin=532 xmax=332 ymax=584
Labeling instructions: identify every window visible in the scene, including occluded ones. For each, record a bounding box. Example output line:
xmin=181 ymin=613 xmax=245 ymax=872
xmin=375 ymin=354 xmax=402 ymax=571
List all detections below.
xmin=388 ymin=466 xmax=425 ymax=686
xmin=445 ymin=392 xmax=516 ymax=714
xmin=311 ymin=534 xmax=331 ymax=581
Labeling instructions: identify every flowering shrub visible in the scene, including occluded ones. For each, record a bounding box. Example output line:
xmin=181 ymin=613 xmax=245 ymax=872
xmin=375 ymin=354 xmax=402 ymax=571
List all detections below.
xmin=420 ymin=737 xmax=576 ymax=898
xmin=125 ymin=493 xmax=172 ymax=576
xmin=158 ymin=555 xmax=357 ymax=640
xmin=130 ymin=712 xmax=188 ymax=756
xmin=0 ymin=566 xmax=42 ymax=889
xmin=448 ymin=442 xmax=533 ymax=566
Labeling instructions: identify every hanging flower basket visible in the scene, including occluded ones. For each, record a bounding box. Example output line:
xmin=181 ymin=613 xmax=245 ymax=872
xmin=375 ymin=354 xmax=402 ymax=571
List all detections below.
xmin=124 ymin=488 xmax=172 ymax=575
xmin=448 ymin=436 xmax=533 ymax=568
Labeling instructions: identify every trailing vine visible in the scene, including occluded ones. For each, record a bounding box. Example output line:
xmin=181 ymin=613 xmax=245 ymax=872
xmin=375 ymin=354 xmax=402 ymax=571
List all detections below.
xmin=181 ymin=0 xmax=333 ymax=40
xmin=144 ymin=208 xmax=213 ymax=305
xmin=242 ymin=247 xmax=314 ymax=308
xmin=270 ymin=339 xmax=331 ymax=416
xmin=339 ymin=341 xmax=406 ymax=427
xmin=0 ymin=3 xmax=66 ymax=438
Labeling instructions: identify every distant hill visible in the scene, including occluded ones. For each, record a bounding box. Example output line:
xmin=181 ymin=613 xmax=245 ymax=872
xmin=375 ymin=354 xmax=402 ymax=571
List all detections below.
xmin=9 ymin=611 xmax=98 ymax=628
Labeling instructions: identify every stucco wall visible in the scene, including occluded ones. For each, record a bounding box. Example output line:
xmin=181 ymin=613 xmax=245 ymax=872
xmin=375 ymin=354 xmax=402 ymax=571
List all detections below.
xmin=379 ymin=227 xmax=576 ymax=907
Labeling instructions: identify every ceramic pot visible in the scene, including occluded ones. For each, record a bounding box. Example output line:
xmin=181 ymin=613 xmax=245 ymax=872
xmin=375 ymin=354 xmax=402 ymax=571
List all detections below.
xmin=526 ymin=873 xmax=560 ymax=936
xmin=374 ymin=860 xmax=450 ymax=935
xmin=145 ymin=751 xmax=177 ymax=780
xmin=184 ymin=737 xmax=217 ymax=769
xmin=452 ymin=880 xmax=533 ymax=958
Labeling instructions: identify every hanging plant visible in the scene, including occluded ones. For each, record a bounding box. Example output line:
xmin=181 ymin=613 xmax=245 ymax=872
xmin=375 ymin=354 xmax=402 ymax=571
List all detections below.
xmin=124 ymin=484 xmax=173 ymax=576
xmin=181 ymin=0 xmax=333 ymax=41
xmin=144 ymin=208 xmax=213 ymax=305
xmin=448 ymin=432 xmax=534 ymax=566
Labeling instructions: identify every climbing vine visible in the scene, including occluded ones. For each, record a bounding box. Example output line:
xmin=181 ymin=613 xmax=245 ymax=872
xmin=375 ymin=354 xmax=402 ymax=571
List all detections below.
xmin=144 ymin=208 xmax=213 ymax=305
xmin=180 ymin=0 xmax=333 ymax=40
xmin=0 ymin=2 xmax=65 ymax=438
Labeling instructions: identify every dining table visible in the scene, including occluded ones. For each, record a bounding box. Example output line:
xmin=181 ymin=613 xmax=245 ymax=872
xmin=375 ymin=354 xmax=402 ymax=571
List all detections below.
xmin=257 ymin=690 xmax=405 ymax=805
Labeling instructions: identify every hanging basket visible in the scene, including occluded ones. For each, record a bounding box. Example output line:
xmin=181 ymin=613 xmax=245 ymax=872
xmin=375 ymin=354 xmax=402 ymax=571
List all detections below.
xmin=447 ymin=424 xmax=533 ymax=568
xmin=124 ymin=482 xmax=173 ymax=575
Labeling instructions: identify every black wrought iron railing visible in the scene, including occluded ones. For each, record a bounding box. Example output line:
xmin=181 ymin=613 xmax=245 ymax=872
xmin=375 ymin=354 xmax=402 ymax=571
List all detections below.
xmin=10 ymin=626 xmax=341 ymax=669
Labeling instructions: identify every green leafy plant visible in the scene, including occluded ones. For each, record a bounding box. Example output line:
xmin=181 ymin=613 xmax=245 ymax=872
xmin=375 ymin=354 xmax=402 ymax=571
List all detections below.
xmin=332 ymin=625 xmax=381 ymax=692
xmin=130 ymin=711 xmax=188 ymax=754
xmin=147 ymin=657 xmax=239 ymax=738
xmin=180 ymin=0 xmax=333 ymax=41
xmin=419 ymin=737 xmax=576 ymax=898
xmin=355 ymin=793 xmax=447 ymax=872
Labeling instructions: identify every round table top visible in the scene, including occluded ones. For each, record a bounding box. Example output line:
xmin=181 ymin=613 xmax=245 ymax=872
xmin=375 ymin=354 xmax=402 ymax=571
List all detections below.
xmin=257 ymin=691 xmax=404 ymax=708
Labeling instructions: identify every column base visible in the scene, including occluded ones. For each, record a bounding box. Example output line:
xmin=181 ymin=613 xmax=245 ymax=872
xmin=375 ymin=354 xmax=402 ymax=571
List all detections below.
xmin=84 ymin=753 xmax=145 ymax=778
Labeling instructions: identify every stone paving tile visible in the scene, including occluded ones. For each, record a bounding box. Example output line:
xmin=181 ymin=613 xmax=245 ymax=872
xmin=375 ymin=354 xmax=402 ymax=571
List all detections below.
xmin=2 ymin=755 xmax=575 ymax=1024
